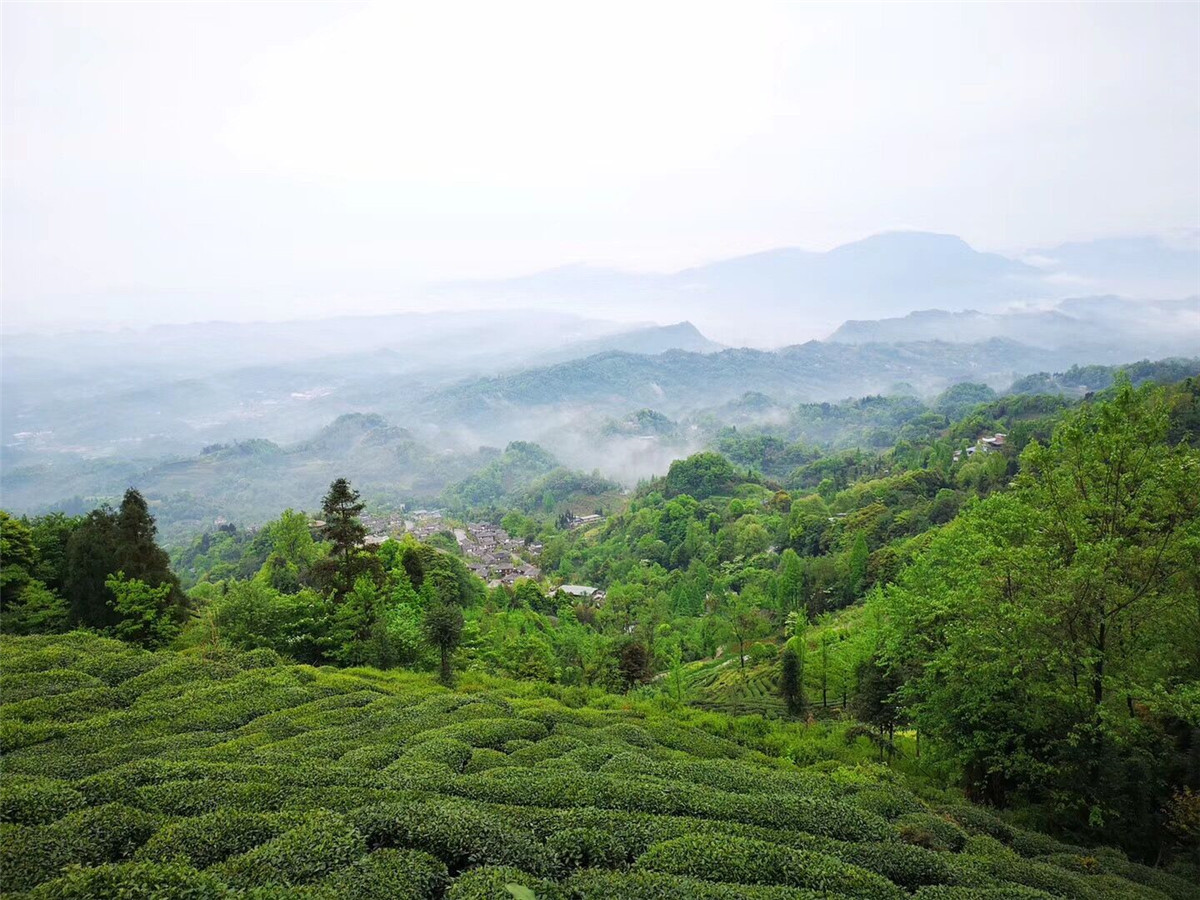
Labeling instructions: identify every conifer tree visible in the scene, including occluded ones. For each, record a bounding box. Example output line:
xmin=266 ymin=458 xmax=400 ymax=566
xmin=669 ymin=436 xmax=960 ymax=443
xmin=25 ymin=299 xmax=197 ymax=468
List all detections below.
xmin=780 ymin=645 xmax=806 ymax=717
xmin=320 ymin=478 xmax=367 ymax=563
xmin=313 ymin=478 xmax=380 ymax=600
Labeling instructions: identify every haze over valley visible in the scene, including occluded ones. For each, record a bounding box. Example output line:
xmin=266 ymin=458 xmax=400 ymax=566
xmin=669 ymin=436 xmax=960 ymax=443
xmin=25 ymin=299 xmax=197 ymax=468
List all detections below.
xmin=3 ymin=4 xmax=1200 ymax=890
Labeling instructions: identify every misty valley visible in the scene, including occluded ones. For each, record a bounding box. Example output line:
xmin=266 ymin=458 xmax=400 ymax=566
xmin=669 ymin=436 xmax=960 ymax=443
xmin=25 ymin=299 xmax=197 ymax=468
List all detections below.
xmin=4 ymin=232 xmax=1200 ymax=898
xmin=4 ymin=4 xmax=1200 ymax=896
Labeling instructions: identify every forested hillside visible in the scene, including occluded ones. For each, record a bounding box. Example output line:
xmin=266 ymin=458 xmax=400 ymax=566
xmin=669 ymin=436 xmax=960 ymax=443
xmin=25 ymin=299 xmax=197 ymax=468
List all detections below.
xmin=3 ymin=373 xmax=1199 ymax=896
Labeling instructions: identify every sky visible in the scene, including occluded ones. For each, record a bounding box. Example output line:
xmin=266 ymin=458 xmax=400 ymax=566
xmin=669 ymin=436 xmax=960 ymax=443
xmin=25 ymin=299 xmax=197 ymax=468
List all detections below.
xmin=3 ymin=0 xmax=1199 ymax=330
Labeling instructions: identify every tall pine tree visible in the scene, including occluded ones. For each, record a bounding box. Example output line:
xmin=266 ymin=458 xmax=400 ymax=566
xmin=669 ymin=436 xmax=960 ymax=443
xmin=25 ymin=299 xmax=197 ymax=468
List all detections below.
xmin=314 ymin=478 xmax=381 ymax=600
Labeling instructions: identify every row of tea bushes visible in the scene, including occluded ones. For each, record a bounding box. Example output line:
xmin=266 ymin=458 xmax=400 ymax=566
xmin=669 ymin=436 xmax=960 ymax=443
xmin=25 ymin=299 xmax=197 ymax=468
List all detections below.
xmin=2 ymin=633 xmax=1196 ymax=900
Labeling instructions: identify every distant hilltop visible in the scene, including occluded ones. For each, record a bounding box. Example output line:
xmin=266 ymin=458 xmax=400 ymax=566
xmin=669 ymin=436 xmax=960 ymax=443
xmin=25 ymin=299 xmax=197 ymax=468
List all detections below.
xmin=436 ymin=231 xmax=1200 ymax=348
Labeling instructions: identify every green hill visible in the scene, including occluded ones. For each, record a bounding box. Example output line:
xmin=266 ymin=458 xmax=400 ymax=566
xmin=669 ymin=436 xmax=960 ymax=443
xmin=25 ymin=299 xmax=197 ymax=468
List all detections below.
xmin=3 ymin=632 xmax=1195 ymax=900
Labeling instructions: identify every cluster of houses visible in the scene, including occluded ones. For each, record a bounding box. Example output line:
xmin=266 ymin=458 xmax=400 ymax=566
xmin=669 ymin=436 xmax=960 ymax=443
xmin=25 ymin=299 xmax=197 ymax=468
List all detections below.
xmin=346 ymin=509 xmax=608 ymax=599
xmin=453 ymin=521 xmax=542 ymax=587
xmin=953 ymin=432 xmax=1008 ymax=463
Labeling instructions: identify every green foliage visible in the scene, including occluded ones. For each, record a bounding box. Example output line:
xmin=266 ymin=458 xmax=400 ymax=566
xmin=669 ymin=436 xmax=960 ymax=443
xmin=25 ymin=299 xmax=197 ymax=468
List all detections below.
xmin=27 ymin=861 xmax=228 ymax=899
xmin=425 ymin=602 xmax=465 ymax=684
xmin=635 ymin=834 xmax=904 ymax=898
xmin=877 ymin=379 xmax=1200 ymax=854
xmin=665 ymin=451 xmax=743 ymax=499
xmin=105 ymin=572 xmax=180 ymax=648
xmin=445 ymin=441 xmax=561 ymax=510
xmin=213 ymin=810 xmax=366 ymax=887
xmin=0 ymin=632 xmax=1184 ymax=899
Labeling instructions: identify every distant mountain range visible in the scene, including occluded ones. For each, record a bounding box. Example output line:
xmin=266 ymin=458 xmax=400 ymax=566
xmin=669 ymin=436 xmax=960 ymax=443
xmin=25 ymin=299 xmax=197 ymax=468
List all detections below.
xmin=830 ymin=295 xmax=1199 ymax=359
xmin=420 ymin=338 xmax=1066 ymax=429
xmin=439 ymin=231 xmax=1200 ymax=347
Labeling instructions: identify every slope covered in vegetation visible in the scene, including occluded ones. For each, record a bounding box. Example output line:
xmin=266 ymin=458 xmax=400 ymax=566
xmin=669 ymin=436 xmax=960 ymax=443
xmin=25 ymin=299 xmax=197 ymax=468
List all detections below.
xmin=4 ymin=631 xmax=1197 ymax=900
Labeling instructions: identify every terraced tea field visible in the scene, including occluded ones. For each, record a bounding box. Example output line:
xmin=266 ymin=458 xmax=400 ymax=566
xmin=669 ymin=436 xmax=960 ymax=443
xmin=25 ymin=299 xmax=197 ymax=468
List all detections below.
xmin=2 ymin=633 xmax=1195 ymax=899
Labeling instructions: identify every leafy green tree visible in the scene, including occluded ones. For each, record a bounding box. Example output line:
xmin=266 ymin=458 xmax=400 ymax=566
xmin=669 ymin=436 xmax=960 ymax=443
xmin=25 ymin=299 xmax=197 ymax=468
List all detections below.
xmin=423 ymin=602 xmax=464 ymax=684
xmin=1 ymin=512 xmax=38 ymax=607
xmin=3 ymin=580 xmax=68 ymax=635
xmin=879 ymin=379 xmax=1200 ymax=854
xmin=665 ymin=452 xmax=740 ymax=500
xmin=776 ymin=549 xmax=805 ymax=617
xmin=260 ymin=509 xmax=320 ymax=592
xmin=105 ymin=571 xmax=179 ymax=648
xmin=846 ymin=531 xmax=870 ymax=599
xmin=851 ymin=652 xmax=903 ymax=761
xmin=512 ymin=578 xmax=550 ymax=612
xmin=211 ymin=581 xmax=332 ymax=664
xmin=28 ymin=512 xmax=80 ymax=597
xmin=330 ymin=576 xmax=395 ymax=668
xmin=723 ymin=591 xmax=767 ymax=683
xmin=62 ymin=493 xmax=182 ymax=631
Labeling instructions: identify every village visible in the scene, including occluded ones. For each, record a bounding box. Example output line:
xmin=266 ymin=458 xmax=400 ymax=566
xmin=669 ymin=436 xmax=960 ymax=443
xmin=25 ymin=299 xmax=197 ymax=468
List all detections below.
xmin=359 ymin=509 xmax=605 ymax=604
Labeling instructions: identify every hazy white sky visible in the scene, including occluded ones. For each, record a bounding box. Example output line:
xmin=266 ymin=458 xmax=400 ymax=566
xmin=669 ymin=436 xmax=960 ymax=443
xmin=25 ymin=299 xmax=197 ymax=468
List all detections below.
xmin=3 ymin=1 xmax=1199 ymax=329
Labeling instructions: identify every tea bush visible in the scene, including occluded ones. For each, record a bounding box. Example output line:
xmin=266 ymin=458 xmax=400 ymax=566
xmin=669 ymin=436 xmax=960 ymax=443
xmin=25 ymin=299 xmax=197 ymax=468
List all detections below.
xmin=0 ymin=634 xmax=1192 ymax=900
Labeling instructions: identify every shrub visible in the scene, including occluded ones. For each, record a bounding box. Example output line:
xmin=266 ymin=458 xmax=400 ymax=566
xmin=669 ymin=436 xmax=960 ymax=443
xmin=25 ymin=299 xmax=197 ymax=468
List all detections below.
xmin=0 ymin=776 xmax=86 ymax=825
xmin=951 ymin=855 xmax=1099 ymax=900
xmin=347 ymin=799 xmax=555 ymax=876
xmin=214 ymin=810 xmax=366 ymax=887
xmin=403 ymin=737 xmax=474 ymax=771
xmin=851 ymin=786 xmax=927 ymax=821
xmin=568 ymin=869 xmax=826 ymax=899
xmin=464 ymin=748 xmax=509 ymax=774
xmin=136 ymin=810 xmax=298 ymax=868
xmin=1 ymin=822 xmax=70 ymax=893
xmin=1008 ymin=826 xmax=1082 ymax=858
xmin=0 ymin=668 xmax=103 ymax=704
xmin=837 ymin=841 xmax=955 ymax=889
xmin=26 ymin=861 xmax=229 ymax=899
xmin=446 ymin=865 xmax=568 ymax=900
xmin=57 ymin=803 xmax=161 ymax=865
xmin=312 ymin=848 xmax=447 ymax=900
xmin=941 ymin=805 xmax=1016 ymax=844
xmin=635 ymin=835 xmax=904 ymax=899
xmin=136 ymin=779 xmax=284 ymax=816
xmin=547 ymin=826 xmax=627 ymax=871
xmin=895 ymin=813 xmax=969 ymax=852
xmin=914 ymin=886 xmax=1057 ymax=900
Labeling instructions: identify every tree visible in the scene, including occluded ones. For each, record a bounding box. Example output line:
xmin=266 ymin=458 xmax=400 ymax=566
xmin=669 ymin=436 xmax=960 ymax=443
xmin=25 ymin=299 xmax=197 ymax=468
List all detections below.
xmin=423 ymin=602 xmax=464 ymax=684
xmin=260 ymin=509 xmax=320 ymax=592
xmin=664 ymin=452 xmax=740 ymax=500
xmin=723 ymin=592 xmax=766 ymax=683
xmin=780 ymin=645 xmax=806 ymax=717
xmin=330 ymin=576 xmax=392 ymax=668
xmin=105 ymin=571 xmax=179 ymax=648
xmin=846 ymin=531 xmax=869 ymax=599
xmin=1 ymin=512 xmax=38 ymax=606
xmin=115 ymin=490 xmax=170 ymax=582
xmin=64 ymin=507 xmax=121 ymax=628
xmin=320 ymin=478 xmax=367 ymax=557
xmin=617 ymin=640 xmax=652 ymax=690
xmin=878 ymin=380 xmax=1200 ymax=855
xmin=28 ymin=512 xmax=79 ymax=597
xmin=852 ymin=652 xmax=903 ymax=761
xmin=313 ymin=479 xmax=380 ymax=599
xmin=3 ymin=579 xmax=68 ymax=635
xmin=776 ymin=549 xmax=805 ymax=618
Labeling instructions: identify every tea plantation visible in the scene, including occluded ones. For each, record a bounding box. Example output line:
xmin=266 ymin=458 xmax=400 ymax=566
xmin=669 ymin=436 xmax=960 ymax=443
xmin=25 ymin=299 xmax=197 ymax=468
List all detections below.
xmin=2 ymin=633 xmax=1195 ymax=900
